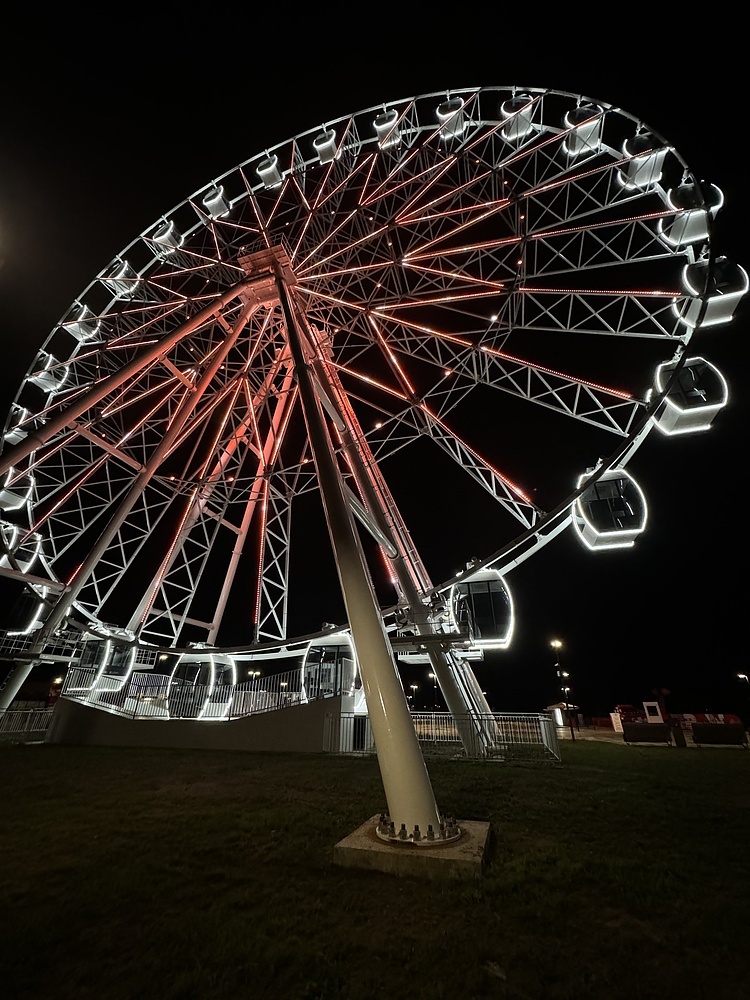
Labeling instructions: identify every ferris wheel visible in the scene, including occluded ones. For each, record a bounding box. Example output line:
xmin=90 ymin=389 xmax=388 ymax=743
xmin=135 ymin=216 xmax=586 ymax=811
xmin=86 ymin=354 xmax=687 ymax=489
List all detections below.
xmin=0 ymin=86 xmax=745 ymax=703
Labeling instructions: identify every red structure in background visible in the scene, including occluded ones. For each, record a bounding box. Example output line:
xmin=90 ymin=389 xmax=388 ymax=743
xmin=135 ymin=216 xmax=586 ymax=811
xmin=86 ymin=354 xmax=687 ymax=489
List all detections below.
xmin=614 ymin=704 xmax=743 ymax=729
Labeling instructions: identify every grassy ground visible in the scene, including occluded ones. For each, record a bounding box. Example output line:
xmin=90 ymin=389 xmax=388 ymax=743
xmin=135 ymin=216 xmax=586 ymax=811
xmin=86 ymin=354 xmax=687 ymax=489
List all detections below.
xmin=1 ymin=740 xmax=748 ymax=1000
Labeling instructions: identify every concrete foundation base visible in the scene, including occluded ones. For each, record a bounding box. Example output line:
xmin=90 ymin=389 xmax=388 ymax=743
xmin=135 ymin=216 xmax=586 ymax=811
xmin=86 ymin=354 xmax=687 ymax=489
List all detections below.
xmin=333 ymin=814 xmax=491 ymax=879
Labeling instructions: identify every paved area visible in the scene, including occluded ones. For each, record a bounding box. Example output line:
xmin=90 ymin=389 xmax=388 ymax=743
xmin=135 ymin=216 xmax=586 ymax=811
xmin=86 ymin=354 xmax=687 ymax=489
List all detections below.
xmin=558 ymin=727 xmax=749 ymax=748
xmin=561 ymin=728 xmax=623 ymax=744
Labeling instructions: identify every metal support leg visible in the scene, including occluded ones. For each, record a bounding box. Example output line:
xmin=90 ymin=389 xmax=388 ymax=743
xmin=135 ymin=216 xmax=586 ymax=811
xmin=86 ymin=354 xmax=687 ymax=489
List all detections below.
xmin=277 ymin=278 xmax=453 ymax=844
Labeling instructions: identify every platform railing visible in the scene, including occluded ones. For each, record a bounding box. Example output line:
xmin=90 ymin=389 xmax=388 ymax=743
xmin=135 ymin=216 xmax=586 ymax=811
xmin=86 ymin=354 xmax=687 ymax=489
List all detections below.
xmin=61 ymin=665 xmax=307 ymax=720
xmin=328 ymin=711 xmax=561 ymax=761
xmin=58 ymin=670 xmax=560 ymax=760
xmin=0 ymin=707 xmax=56 ymax=740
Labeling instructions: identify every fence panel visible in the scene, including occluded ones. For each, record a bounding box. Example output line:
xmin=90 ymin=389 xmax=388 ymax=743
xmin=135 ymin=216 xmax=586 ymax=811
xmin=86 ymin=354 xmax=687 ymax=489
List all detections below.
xmin=331 ymin=712 xmax=560 ymax=762
xmin=0 ymin=708 xmax=55 ymax=740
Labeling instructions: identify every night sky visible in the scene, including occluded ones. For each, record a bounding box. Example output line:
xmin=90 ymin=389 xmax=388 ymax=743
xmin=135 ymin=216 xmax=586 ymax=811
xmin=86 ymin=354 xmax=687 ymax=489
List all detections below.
xmin=0 ymin=25 xmax=747 ymax=722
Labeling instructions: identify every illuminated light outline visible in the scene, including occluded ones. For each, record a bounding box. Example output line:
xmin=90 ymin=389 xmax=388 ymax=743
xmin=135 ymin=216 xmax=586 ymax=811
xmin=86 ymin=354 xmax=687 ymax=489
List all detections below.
xmin=418 ymin=402 xmax=533 ymax=504
xmin=0 ymin=470 xmax=34 ymax=511
xmin=291 ymin=161 xmax=376 ymax=263
xmin=90 ymin=639 xmax=113 ymax=691
xmin=312 ymin=128 xmax=340 ymax=165
xmin=396 ymin=187 xmax=508 ymax=227
xmin=367 ymin=316 xmax=416 ymax=395
xmin=267 ymin=383 xmax=300 ymax=467
xmin=404 ymin=234 xmax=521 ymax=262
xmin=655 ymin=184 xmax=723 ymax=248
xmin=448 ymin=567 xmax=515 ymax=650
xmin=364 ymin=148 xmax=456 ymax=213
xmin=194 ymin=379 xmax=245 ymax=481
xmin=374 ymin=288 xmax=501 ymax=311
xmin=327 ymin=362 xmax=410 ymax=403
xmin=298 ymin=259 xmax=394 ymax=281
xmin=478 ymin=344 xmax=632 ymax=399
xmin=373 ymin=107 xmax=401 ymax=149
xmin=435 ymin=96 xmax=466 ymax=141
xmin=402 ymin=261 xmax=507 ymax=293
xmin=28 ymin=354 xmax=69 ymax=396
xmin=531 ymin=208 xmax=686 ymax=241
xmin=197 ymin=655 xmax=217 ymax=719
xmin=337 ymin=301 xmax=635 ymax=405
xmin=252 ymin=479 xmax=270 ymax=632
xmin=0 ymin=523 xmax=44 ymax=574
xmin=520 ymin=286 xmax=677 ymax=298
xmin=334 ymin=305 xmax=634 ymax=407
xmin=95 ymin=645 xmax=138 ymax=695
xmin=395 ymin=201 xmax=514 ymax=259
xmin=292 ymin=174 xmax=363 ymax=249
xmin=650 ymin=356 xmax=729 ymax=436
xmin=20 ymin=454 xmax=110 ymax=545
xmin=102 ymin=258 xmax=144 ymax=300
xmin=6 ymin=589 xmax=48 ymax=637
xmin=615 ymin=138 xmax=669 ymax=191
xmin=296 ymin=218 xmax=391 ymax=276
xmin=99 ymin=360 xmax=197 ymax=421
xmin=671 ymin=261 xmax=749 ymax=329
xmin=561 ymin=106 xmax=604 ymax=158
xmin=572 ymin=469 xmax=648 ymax=551
xmin=300 ymin=631 xmax=363 ymax=711
xmin=304 ymin=139 xmax=373 ymax=216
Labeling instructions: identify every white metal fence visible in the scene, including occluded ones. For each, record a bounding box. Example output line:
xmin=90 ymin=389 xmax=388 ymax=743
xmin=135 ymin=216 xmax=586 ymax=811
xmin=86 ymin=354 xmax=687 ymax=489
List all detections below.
xmin=327 ymin=712 xmax=561 ymax=762
xmin=0 ymin=708 xmax=56 ymax=740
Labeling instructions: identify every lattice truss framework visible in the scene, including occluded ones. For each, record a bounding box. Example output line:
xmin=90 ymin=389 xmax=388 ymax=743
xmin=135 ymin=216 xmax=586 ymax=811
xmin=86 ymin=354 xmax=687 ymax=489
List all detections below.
xmin=1 ymin=86 xmax=720 ymax=647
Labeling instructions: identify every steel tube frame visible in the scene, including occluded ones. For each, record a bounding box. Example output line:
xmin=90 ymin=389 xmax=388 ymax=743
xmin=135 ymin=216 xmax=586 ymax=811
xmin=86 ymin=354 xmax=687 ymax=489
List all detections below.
xmin=307 ymin=342 xmax=490 ymax=753
xmin=0 ymin=297 xmax=258 ymax=710
xmin=0 ymin=282 xmax=259 ymax=480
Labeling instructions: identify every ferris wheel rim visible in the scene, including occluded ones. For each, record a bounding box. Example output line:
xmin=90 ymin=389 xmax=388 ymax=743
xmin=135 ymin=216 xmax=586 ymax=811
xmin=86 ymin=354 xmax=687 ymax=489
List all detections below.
xmin=1 ymin=84 xmax=735 ymax=653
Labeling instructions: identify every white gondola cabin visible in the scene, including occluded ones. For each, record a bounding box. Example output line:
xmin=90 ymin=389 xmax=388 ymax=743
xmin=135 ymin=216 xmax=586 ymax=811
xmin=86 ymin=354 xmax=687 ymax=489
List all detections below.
xmin=301 ymin=631 xmax=365 ymax=713
xmin=573 ymin=468 xmax=648 ymax=550
xmin=657 ymin=182 xmax=723 ymax=248
xmin=0 ymin=470 xmax=33 ymax=511
xmin=166 ymin=651 xmax=237 ymax=719
xmin=500 ymin=93 xmax=535 ymax=143
xmin=450 ymin=567 xmax=514 ymax=651
xmin=650 ymin=357 xmax=728 ymax=435
xmin=28 ymin=354 xmax=67 ymax=396
xmin=373 ymin=108 xmax=401 ymax=148
xmin=672 ymin=257 xmax=748 ymax=329
xmin=617 ymin=133 xmax=668 ymax=189
xmin=435 ymin=97 xmax=465 ymax=140
xmin=562 ymin=103 xmax=603 ymax=157
xmin=0 ymin=523 xmax=42 ymax=574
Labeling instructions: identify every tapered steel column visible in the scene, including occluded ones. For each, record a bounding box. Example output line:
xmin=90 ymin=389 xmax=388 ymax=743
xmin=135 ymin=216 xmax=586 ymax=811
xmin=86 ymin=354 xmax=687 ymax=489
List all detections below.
xmin=277 ymin=278 xmax=443 ymax=841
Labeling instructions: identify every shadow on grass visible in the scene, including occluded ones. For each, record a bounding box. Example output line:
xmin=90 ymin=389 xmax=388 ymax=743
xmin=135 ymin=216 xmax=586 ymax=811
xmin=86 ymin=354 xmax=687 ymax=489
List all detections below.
xmin=1 ymin=741 xmax=748 ymax=1000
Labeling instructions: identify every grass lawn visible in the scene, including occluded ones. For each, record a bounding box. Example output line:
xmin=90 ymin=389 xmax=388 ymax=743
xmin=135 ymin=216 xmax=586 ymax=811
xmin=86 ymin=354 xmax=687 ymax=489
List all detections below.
xmin=1 ymin=740 xmax=748 ymax=1000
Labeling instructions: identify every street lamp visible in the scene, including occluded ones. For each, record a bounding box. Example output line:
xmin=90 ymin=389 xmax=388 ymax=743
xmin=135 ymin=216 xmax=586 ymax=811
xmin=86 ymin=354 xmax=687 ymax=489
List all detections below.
xmin=409 ymin=683 xmax=419 ymax=709
xmin=427 ymin=672 xmax=438 ymax=710
xmin=550 ymin=639 xmax=575 ymax=741
xmin=738 ymin=674 xmax=749 ymax=684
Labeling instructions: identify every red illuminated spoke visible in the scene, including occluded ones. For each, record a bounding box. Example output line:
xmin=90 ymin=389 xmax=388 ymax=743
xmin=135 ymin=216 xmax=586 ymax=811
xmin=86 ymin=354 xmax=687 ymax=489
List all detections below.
xmin=2 ymin=85 xmax=739 ymax=654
